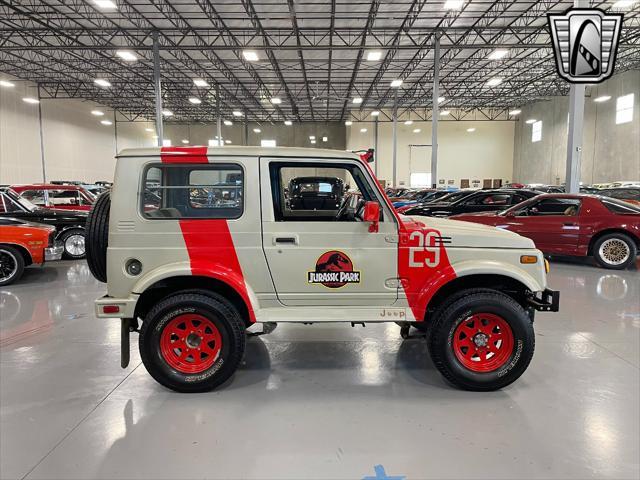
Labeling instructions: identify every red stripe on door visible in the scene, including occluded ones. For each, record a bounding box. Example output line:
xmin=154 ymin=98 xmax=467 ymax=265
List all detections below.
xmin=178 ymin=219 xmax=256 ymax=322
xmin=161 ymin=146 xmax=208 ymax=163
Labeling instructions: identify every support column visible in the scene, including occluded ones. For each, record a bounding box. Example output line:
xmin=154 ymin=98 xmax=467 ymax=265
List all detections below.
xmin=431 ymin=34 xmax=440 ymax=189
xmin=37 ymin=84 xmax=46 ymax=182
xmin=392 ymin=90 xmax=398 ymax=187
xmin=565 ymin=0 xmax=587 ymax=193
xmin=374 ymin=116 xmax=379 ymax=177
xmin=152 ymin=31 xmax=163 ymax=147
xmin=244 ymin=110 xmax=249 ymax=146
xmin=216 ymin=85 xmax=222 ymax=146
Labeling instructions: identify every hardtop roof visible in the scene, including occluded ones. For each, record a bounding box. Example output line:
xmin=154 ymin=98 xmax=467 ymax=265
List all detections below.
xmin=117 ymin=146 xmax=362 ymax=161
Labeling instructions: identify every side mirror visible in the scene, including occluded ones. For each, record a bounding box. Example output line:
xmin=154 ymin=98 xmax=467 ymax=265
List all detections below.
xmin=363 ymin=201 xmax=380 ymax=233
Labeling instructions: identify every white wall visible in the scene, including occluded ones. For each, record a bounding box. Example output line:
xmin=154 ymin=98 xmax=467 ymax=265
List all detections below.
xmin=347 ymin=117 xmax=515 ymax=188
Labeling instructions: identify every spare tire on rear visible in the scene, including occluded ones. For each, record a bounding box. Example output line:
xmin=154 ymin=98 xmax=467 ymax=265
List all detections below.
xmin=86 ymin=191 xmax=110 ymax=283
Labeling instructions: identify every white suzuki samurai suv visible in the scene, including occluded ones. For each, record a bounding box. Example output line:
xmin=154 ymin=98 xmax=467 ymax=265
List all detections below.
xmin=87 ymin=146 xmax=559 ymax=393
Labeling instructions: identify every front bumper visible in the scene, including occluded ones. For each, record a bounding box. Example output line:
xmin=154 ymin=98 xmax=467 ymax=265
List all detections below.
xmin=95 ymin=294 xmax=139 ymax=319
xmin=527 ymin=288 xmax=560 ymax=312
xmin=44 ymin=244 xmax=64 ymax=261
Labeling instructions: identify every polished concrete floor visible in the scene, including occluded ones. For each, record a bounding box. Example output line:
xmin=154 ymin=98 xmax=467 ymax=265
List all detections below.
xmin=1 ymin=259 xmax=639 ymax=480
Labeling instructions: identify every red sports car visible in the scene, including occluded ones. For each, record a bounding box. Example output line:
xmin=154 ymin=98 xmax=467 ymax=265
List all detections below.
xmin=11 ymin=184 xmax=95 ymax=211
xmin=451 ymin=194 xmax=640 ymax=270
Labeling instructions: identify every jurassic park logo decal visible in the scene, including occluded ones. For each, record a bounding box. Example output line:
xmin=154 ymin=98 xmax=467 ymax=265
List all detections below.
xmin=308 ymin=251 xmax=361 ymax=288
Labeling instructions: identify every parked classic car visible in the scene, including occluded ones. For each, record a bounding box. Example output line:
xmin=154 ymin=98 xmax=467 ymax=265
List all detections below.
xmin=451 ymin=194 xmax=640 ymax=269
xmin=12 ymin=184 xmax=95 ymax=211
xmin=400 ymin=189 xmax=541 ymax=217
xmin=0 ymin=218 xmax=63 ymax=286
xmin=0 ymin=187 xmax=88 ymax=259
xmin=287 ymin=176 xmax=345 ymax=211
xmin=597 ymin=187 xmax=640 ymax=206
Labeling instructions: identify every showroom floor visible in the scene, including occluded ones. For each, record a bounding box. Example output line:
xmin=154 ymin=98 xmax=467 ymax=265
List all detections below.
xmin=1 ymin=259 xmax=638 ymax=480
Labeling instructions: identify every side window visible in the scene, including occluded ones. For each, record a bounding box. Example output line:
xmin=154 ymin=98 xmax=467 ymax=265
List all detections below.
xmin=0 ymin=193 xmax=23 ymax=213
xmin=142 ymin=164 xmax=243 ymax=219
xmin=49 ymin=189 xmax=81 ymax=207
xmin=523 ymin=198 xmax=581 ymax=216
xmin=511 ymin=194 xmax=528 ymax=204
xmin=270 ymin=162 xmax=378 ymax=222
xmin=20 ymin=189 xmax=46 ymax=205
xmin=464 ymin=193 xmax=510 ymax=206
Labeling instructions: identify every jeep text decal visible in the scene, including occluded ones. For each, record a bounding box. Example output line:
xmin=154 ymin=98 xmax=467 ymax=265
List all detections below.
xmin=308 ymin=251 xmax=361 ymax=288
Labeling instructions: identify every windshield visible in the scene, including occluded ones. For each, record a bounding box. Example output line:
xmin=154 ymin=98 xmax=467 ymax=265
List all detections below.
xmin=437 ymin=190 xmax=473 ymax=204
xmin=16 ymin=195 xmax=39 ymax=212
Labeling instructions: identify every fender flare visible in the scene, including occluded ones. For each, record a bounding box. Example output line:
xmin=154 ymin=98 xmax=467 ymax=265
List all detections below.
xmin=450 ymin=259 xmax=544 ymax=292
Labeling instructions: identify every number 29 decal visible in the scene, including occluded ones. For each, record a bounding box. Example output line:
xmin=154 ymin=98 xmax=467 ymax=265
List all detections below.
xmin=408 ymin=231 xmax=442 ymax=268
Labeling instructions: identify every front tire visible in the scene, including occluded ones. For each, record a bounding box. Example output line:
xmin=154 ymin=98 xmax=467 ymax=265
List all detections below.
xmin=139 ymin=292 xmax=246 ymax=393
xmin=59 ymin=229 xmax=86 ymax=259
xmin=0 ymin=246 xmax=25 ymax=286
xmin=428 ymin=291 xmax=534 ymax=391
xmin=593 ymin=233 xmax=636 ymax=270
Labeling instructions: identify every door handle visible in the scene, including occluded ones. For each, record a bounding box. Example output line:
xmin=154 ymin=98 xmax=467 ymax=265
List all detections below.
xmin=563 ymin=222 xmax=577 ymax=227
xmin=274 ymin=236 xmax=298 ymax=245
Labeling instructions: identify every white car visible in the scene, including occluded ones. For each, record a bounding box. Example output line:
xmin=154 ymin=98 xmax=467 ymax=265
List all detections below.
xmin=86 ymin=146 xmax=559 ymax=393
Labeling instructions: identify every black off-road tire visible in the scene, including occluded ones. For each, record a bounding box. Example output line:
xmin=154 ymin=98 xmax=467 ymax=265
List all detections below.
xmin=59 ymin=228 xmax=86 ymax=260
xmin=428 ymin=290 xmax=535 ymax=391
xmin=139 ymin=292 xmax=246 ymax=393
xmin=85 ymin=192 xmax=110 ymax=282
xmin=0 ymin=245 xmax=25 ymax=286
xmin=593 ymin=232 xmax=637 ymax=270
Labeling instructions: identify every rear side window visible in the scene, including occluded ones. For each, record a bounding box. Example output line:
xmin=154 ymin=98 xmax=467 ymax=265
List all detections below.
xmin=601 ymin=198 xmax=640 ymax=214
xmin=142 ymin=164 xmax=243 ymax=219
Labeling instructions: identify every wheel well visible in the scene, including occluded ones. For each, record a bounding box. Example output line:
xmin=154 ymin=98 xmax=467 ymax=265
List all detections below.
xmin=134 ymin=275 xmax=251 ymax=327
xmin=588 ymin=229 xmax=640 ymax=255
xmin=425 ymin=274 xmax=530 ymax=318
xmin=56 ymin=227 xmax=85 ymax=239
xmin=0 ymin=243 xmax=33 ymax=266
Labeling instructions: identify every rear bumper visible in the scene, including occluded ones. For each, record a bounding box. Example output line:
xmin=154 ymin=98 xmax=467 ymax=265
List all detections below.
xmin=44 ymin=244 xmax=64 ymax=261
xmin=527 ymin=288 xmax=560 ymax=312
xmin=95 ymin=294 xmax=139 ymax=319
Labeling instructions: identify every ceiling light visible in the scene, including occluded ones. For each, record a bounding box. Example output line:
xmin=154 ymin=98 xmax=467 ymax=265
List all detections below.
xmin=253 ymin=128 xmax=261 ymax=133
xmin=345 ymin=120 xmax=353 ymax=126
xmin=232 ymin=111 xmax=243 ymax=117
xmin=413 ymin=128 xmax=421 ymax=133
xmin=243 ymin=50 xmax=259 ymax=62
xmin=224 ymin=120 xmax=233 ymax=126
xmin=0 ymin=80 xmax=15 ymax=88
xmin=94 ymin=78 xmax=111 ymax=88
xmin=188 ymin=97 xmax=202 ymax=104
xmin=322 ymin=136 xmax=328 ymax=142
xmin=367 ymin=51 xmax=382 ymax=61
xmin=525 ymin=119 xmax=537 ymax=124
xmin=271 ymin=97 xmax=282 ymax=105
xmin=360 ymin=128 xmax=367 ymax=133
xmin=182 ymin=139 xmax=189 ymax=144
xmin=116 ymin=50 xmax=137 ymax=61
xmin=612 ymin=1 xmax=636 ymax=9
xmin=352 ymin=97 xmax=363 ymax=104
xmin=225 ymin=139 xmax=232 ymax=144
xmin=22 ymin=97 xmax=39 ymax=104
xmin=91 ymin=110 xmax=104 ymax=116
xmin=440 ymin=110 xmax=450 ymax=116
xmin=162 ymin=110 xmax=173 ymax=116
xmin=390 ymin=79 xmax=403 ymax=88
xmin=93 ymin=0 xmax=117 ymax=9
xmin=486 ymin=77 xmax=503 ymax=87
xmin=100 ymin=120 xmax=112 ymax=125
xmin=594 ymin=95 xmax=611 ymax=102
xmin=444 ymin=0 xmax=464 ymax=9
xmin=371 ymin=110 xmax=380 ymax=117
xmin=193 ymin=79 xmax=209 ymax=87
xmin=310 ymin=140 xmax=316 ymax=144
xmin=404 ymin=120 xmax=413 ymax=125
xmin=509 ymin=109 xmax=521 ymax=115
xmin=438 ymin=96 xmax=445 ymax=103
xmin=467 ymin=127 xmax=476 ymax=132
xmin=309 ymin=135 xmax=316 ymax=140
xmin=145 ymin=127 xmax=154 ymax=132
xmin=284 ymin=120 xmax=292 ymax=126
xmin=488 ymin=49 xmax=509 ymax=60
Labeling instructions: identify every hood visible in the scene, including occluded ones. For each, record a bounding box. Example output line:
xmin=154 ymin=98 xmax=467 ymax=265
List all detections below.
xmin=403 ymin=215 xmax=534 ymax=249
xmin=452 ymin=211 xmax=500 ymax=218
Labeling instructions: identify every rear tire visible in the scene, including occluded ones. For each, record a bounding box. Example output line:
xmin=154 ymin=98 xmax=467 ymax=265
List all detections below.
xmin=85 ymin=192 xmax=110 ymax=282
xmin=593 ymin=233 xmax=636 ymax=270
xmin=59 ymin=229 xmax=86 ymax=260
xmin=428 ymin=291 xmax=534 ymax=391
xmin=0 ymin=245 xmax=25 ymax=286
xmin=139 ymin=292 xmax=246 ymax=393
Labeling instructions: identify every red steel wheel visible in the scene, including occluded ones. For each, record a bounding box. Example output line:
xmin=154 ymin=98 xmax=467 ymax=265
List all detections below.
xmin=452 ymin=313 xmax=515 ymax=373
xmin=160 ymin=313 xmax=223 ymax=374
